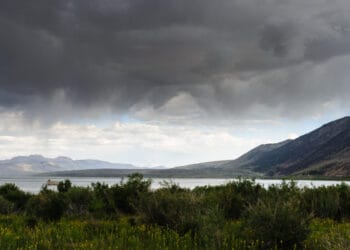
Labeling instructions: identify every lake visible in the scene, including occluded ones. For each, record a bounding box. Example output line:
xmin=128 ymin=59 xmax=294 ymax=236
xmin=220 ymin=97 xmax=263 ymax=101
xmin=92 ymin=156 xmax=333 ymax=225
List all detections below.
xmin=1 ymin=176 xmax=350 ymax=193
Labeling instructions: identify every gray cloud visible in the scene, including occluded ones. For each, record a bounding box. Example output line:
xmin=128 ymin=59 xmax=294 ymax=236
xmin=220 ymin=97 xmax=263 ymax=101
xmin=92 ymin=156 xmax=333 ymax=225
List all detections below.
xmin=1 ymin=0 xmax=350 ymax=123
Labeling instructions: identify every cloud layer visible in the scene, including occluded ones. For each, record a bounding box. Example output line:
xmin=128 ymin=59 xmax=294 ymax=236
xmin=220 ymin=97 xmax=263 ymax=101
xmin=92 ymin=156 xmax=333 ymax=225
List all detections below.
xmin=0 ymin=111 xmax=268 ymax=166
xmin=1 ymin=0 xmax=350 ymax=123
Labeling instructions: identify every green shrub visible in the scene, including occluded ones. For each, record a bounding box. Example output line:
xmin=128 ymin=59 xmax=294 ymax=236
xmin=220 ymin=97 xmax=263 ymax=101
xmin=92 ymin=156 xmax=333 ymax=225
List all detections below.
xmin=139 ymin=185 xmax=222 ymax=240
xmin=0 ymin=183 xmax=31 ymax=211
xmin=90 ymin=182 xmax=116 ymax=217
xmin=335 ymin=183 xmax=350 ymax=220
xmin=266 ymin=180 xmax=300 ymax=202
xmin=218 ymin=179 xmax=265 ymax=219
xmin=144 ymin=190 xmax=195 ymax=234
xmin=66 ymin=186 xmax=93 ymax=216
xmin=0 ymin=195 xmax=14 ymax=214
xmin=301 ymin=186 xmax=340 ymax=220
xmin=57 ymin=179 xmax=72 ymax=193
xmin=111 ymin=173 xmax=151 ymax=214
xmin=242 ymin=198 xmax=311 ymax=249
xmin=26 ymin=190 xmax=67 ymax=221
xmin=220 ymin=190 xmax=245 ymax=220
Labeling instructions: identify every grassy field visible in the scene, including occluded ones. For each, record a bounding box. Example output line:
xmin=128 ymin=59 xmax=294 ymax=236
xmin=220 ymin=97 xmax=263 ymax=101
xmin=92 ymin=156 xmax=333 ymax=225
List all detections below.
xmin=1 ymin=216 xmax=350 ymax=249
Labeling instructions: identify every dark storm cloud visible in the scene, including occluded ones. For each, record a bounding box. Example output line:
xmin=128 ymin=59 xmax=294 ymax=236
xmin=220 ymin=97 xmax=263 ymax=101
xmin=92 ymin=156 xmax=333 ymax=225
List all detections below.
xmin=1 ymin=0 xmax=350 ymax=122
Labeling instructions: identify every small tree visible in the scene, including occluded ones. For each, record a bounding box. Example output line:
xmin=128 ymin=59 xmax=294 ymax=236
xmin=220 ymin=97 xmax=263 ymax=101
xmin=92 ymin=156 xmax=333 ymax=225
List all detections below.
xmin=57 ymin=179 xmax=72 ymax=193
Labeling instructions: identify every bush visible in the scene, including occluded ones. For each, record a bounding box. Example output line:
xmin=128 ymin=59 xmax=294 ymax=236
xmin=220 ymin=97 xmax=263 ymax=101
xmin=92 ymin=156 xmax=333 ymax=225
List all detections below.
xmin=66 ymin=186 xmax=93 ymax=217
xmin=242 ymin=198 xmax=311 ymax=249
xmin=140 ymin=185 xmax=221 ymax=237
xmin=218 ymin=179 xmax=265 ymax=219
xmin=301 ymin=186 xmax=340 ymax=220
xmin=141 ymin=189 xmax=195 ymax=234
xmin=26 ymin=190 xmax=67 ymax=221
xmin=57 ymin=179 xmax=72 ymax=193
xmin=0 ymin=195 xmax=14 ymax=214
xmin=90 ymin=182 xmax=116 ymax=217
xmin=0 ymin=183 xmax=31 ymax=211
xmin=266 ymin=180 xmax=300 ymax=202
xmin=111 ymin=173 xmax=151 ymax=214
xmin=337 ymin=183 xmax=350 ymax=219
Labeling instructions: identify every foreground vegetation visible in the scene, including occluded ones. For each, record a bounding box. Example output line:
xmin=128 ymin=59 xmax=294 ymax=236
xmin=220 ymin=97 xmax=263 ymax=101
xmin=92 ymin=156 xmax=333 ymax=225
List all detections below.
xmin=1 ymin=174 xmax=350 ymax=249
xmin=2 ymin=216 xmax=350 ymax=249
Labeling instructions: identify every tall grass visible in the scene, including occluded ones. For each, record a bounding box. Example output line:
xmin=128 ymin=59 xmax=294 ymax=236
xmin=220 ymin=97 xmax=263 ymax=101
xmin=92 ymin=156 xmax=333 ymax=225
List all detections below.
xmin=1 ymin=216 xmax=349 ymax=249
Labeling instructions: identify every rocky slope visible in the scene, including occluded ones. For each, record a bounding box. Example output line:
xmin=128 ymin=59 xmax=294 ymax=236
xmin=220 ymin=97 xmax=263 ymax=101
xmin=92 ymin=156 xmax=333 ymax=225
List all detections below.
xmin=179 ymin=117 xmax=350 ymax=177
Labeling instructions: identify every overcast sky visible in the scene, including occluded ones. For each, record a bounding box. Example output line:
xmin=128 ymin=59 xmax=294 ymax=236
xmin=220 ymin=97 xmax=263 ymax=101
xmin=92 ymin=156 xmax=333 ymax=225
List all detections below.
xmin=0 ymin=0 xmax=350 ymax=167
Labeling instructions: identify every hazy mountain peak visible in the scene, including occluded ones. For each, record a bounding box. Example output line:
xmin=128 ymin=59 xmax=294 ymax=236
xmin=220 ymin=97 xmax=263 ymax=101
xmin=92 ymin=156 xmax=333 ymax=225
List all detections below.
xmin=54 ymin=156 xmax=73 ymax=161
xmin=0 ymin=155 xmax=139 ymax=176
xmin=12 ymin=154 xmax=45 ymax=161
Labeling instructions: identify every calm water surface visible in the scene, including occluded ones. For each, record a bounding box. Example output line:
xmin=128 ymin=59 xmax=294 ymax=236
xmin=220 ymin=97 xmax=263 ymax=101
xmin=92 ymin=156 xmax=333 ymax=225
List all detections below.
xmin=1 ymin=176 xmax=350 ymax=193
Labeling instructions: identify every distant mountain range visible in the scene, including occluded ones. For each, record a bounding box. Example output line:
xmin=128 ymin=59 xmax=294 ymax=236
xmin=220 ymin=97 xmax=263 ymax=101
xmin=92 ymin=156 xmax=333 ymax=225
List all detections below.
xmin=4 ymin=116 xmax=350 ymax=178
xmin=0 ymin=155 xmax=141 ymax=176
